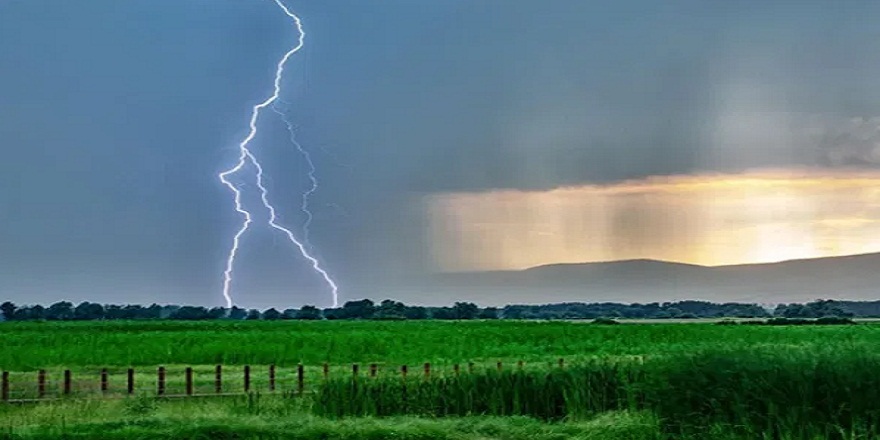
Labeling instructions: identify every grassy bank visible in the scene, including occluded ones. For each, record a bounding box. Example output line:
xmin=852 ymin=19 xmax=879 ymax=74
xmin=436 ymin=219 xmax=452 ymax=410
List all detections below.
xmin=0 ymin=396 xmax=658 ymax=440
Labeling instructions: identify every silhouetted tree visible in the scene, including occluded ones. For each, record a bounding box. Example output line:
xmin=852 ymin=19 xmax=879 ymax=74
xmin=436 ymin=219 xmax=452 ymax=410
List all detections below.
xmin=1 ymin=302 xmax=17 ymax=321
xmin=374 ymin=300 xmax=406 ymax=320
xmin=246 ymin=309 xmax=262 ymax=320
xmin=453 ymin=302 xmax=479 ymax=320
xmin=140 ymin=304 xmax=161 ymax=319
xmin=74 ymin=302 xmax=105 ymax=320
xmin=207 ymin=307 xmax=227 ymax=320
xmin=339 ymin=299 xmax=375 ymax=319
xmin=322 ymin=308 xmax=342 ymax=320
xmin=14 ymin=305 xmax=45 ymax=321
xmin=46 ymin=301 xmax=75 ymax=321
xmin=228 ymin=306 xmax=247 ymax=320
xmin=431 ymin=307 xmax=456 ymax=320
xmin=295 ymin=305 xmax=322 ymax=320
xmin=404 ymin=306 xmax=428 ymax=320
xmin=478 ymin=307 xmax=499 ymax=319
xmin=172 ymin=306 xmax=210 ymax=320
xmin=263 ymin=308 xmax=282 ymax=320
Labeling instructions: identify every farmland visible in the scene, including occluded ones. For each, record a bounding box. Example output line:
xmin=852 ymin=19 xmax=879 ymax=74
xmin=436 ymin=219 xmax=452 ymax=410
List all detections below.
xmin=2 ymin=320 xmax=880 ymax=439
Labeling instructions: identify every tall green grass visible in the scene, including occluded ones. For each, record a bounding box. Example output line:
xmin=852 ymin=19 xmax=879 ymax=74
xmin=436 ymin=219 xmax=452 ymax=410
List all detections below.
xmin=314 ymin=361 xmax=645 ymax=420
xmin=649 ymin=348 xmax=880 ymax=438
xmin=313 ymin=348 xmax=880 ymax=439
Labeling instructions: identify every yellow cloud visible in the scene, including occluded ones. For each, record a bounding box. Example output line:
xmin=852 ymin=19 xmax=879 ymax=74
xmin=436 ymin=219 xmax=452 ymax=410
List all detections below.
xmin=426 ymin=167 xmax=880 ymax=271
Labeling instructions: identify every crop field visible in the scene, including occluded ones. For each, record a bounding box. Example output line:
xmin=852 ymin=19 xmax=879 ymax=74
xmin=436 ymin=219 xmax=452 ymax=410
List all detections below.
xmin=2 ymin=320 xmax=880 ymax=439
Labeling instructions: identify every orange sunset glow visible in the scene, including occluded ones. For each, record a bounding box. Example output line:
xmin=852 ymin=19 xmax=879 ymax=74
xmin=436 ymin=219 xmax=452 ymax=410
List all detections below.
xmin=426 ymin=168 xmax=880 ymax=272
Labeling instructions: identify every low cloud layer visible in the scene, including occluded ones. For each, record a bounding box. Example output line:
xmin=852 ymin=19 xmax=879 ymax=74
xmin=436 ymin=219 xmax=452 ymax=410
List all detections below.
xmin=428 ymin=169 xmax=880 ymax=271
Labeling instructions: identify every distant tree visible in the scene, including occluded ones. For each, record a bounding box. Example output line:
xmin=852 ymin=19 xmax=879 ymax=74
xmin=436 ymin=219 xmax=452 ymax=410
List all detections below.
xmin=161 ymin=305 xmax=180 ymax=319
xmin=665 ymin=307 xmax=683 ymax=318
xmin=805 ymin=300 xmax=854 ymax=318
xmin=295 ymin=306 xmax=322 ymax=320
xmin=339 ymin=299 xmax=375 ymax=319
xmin=15 ymin=305 xmax=45 ymax=321
xmin=282 ymin=309 xmax=298 ymax=320
xmin=172 ymin=306 xmax=210 ymax=320
xmin=477 ymin=307 xmax=499 ymax=319
xmin=246 ymin=309 xmax=262 ymax=320
xmin=228 ymin=306 xmax=247 ymax=320
xmin=144 ymin=304 xmax=163 ymax=319
xmin=374 ymin=300 xmax=407 ymax=320
xmin=431 ymin=307 xmax=456 ymax=320
xmin=322 ymin=308 xmax=342 ymax=320
xmin=780 ymin=304 xmax=812 ymax=318
xmin=501 ymin=306 xmax=525 ymax=319
xmin=120 ymin=305 xmax=146 ymax=319
xmin=46 ymin=301 xmax=75 ymax=321
xmin=295 ymin=306 xmax=323 ymax=320
xmin=1 ymin=302 xmax=17 ymax=321
xmin=74 ymin=302 xmax=105 ymax=320
xmin=104 ymin=305 xmax=125 ymax=320
xmin=263 ymin=308 xmax=282 ymax=320
xmin=207 ymin=307 xmax=227 ymax=320
xmin=452 ymin=302 xmax=479 ymax=320
xmin=403 ymin=306 xmax=428 ymax=320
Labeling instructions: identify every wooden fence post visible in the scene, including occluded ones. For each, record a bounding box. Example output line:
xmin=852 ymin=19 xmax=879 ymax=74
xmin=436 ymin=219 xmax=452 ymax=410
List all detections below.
xmin=558 ymin=358 xmax=565 ymax=369
xmin=369 ymin=363 xmax=377 ymax=378
xmin=38 ymin=370 xmax=46 ymax=398
xmin=1 ymin=371 xmax=7 ymax=402
xmin=453 ymin=364 xmax=460 ymax=376
xmin=468 ymin=362 xmax=474 ymax=373
xmin=352 ymin=364 xmax=359 ymax=378
xmin=244 ymin=365 xmax=251 ymax=393
xmin=63 ymin=370 xmax=72 ymax=396
xmin=322 ymin=363 xmax=329 ymax=380
xmin=215 ymin=365 xmax=222 ymax=394
xmin=297 ymin=364 xmax=304 ymax=394
xmin=269 ymin=364 xmax=276 ymax=392
xmin=185 ymin=367 xmax=193 ymax=396
xmin=424 ymin=362 xmax=431 ymax=379
xmin=517 ymin=360 xmax=524 ymax=370
xmin=496 ymin=361 xmax=503 ymax=372
xmin=157 ymin=366 xmax=166 ymax=396
xmin=100 ymin=368 xmax=108 ymax=394
xmin=127 ymin=368 xmax=134 ymax=395
xmin=401 ymin=365 xmax=408 ymax=411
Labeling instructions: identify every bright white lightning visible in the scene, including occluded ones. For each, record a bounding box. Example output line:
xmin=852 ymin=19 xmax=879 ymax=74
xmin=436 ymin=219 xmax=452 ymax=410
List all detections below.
xmin=271 ymin=104 xmax=318 ymax=251
xmin=218 ymin=0 xmax=339 ymax=309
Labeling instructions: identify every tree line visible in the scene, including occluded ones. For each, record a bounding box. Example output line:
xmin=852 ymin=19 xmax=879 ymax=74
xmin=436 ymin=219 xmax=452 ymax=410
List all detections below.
xmin=0 ymin=298 xmax=874 ymax=322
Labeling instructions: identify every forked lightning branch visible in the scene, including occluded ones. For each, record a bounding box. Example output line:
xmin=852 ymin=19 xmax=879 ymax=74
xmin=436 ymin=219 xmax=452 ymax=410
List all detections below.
xmin=218 ymin=0 xmax=339 ymax=309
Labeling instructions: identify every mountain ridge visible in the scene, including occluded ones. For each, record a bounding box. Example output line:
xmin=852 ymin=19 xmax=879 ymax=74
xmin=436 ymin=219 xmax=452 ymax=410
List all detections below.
xmin=381 ymin=252 xmax=880 ymax=307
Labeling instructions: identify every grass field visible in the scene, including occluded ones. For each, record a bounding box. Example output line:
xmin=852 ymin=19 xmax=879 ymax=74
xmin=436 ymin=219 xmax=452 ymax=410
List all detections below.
xmin=2 ymin=320 xmax=879 ymax=439
xmin=2 ymin=320 xmax=878 ymax=369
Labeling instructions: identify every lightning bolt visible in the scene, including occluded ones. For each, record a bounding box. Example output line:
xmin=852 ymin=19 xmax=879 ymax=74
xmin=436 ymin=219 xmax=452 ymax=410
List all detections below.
xmin=218 ymin=0 xmax=339 ymax=309
xmin=271 ymin=103 xmax=318 ymax=251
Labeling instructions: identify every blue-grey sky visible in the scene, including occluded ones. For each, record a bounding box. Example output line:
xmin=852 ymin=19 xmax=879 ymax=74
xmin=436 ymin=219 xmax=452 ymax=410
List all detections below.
xmin=2 ymin=1 xmax=880 ymax=308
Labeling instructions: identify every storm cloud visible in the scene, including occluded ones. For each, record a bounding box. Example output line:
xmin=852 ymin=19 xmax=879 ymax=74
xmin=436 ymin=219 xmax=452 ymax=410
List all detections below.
xmin=2 ymin=0 xmax=880 ymax=307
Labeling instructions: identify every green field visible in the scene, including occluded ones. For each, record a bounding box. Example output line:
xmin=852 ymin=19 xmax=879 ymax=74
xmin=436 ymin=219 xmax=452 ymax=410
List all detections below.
xmin=2 ymin=320 xmax=879 ymax=439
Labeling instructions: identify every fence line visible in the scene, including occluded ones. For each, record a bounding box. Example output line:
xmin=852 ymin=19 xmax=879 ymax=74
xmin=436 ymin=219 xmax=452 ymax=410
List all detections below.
xmin=0 ymin=358 xmax=569 ymax=404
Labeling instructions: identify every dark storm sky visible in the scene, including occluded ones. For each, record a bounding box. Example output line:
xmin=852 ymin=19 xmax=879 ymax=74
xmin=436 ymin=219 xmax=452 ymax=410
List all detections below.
xmin=2 ymin=0 xmax=880 ymax=308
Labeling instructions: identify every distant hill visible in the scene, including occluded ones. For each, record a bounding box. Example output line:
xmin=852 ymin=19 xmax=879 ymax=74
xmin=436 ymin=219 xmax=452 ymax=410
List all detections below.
xmin=379 ymin=253 xmax=880 ymax=306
